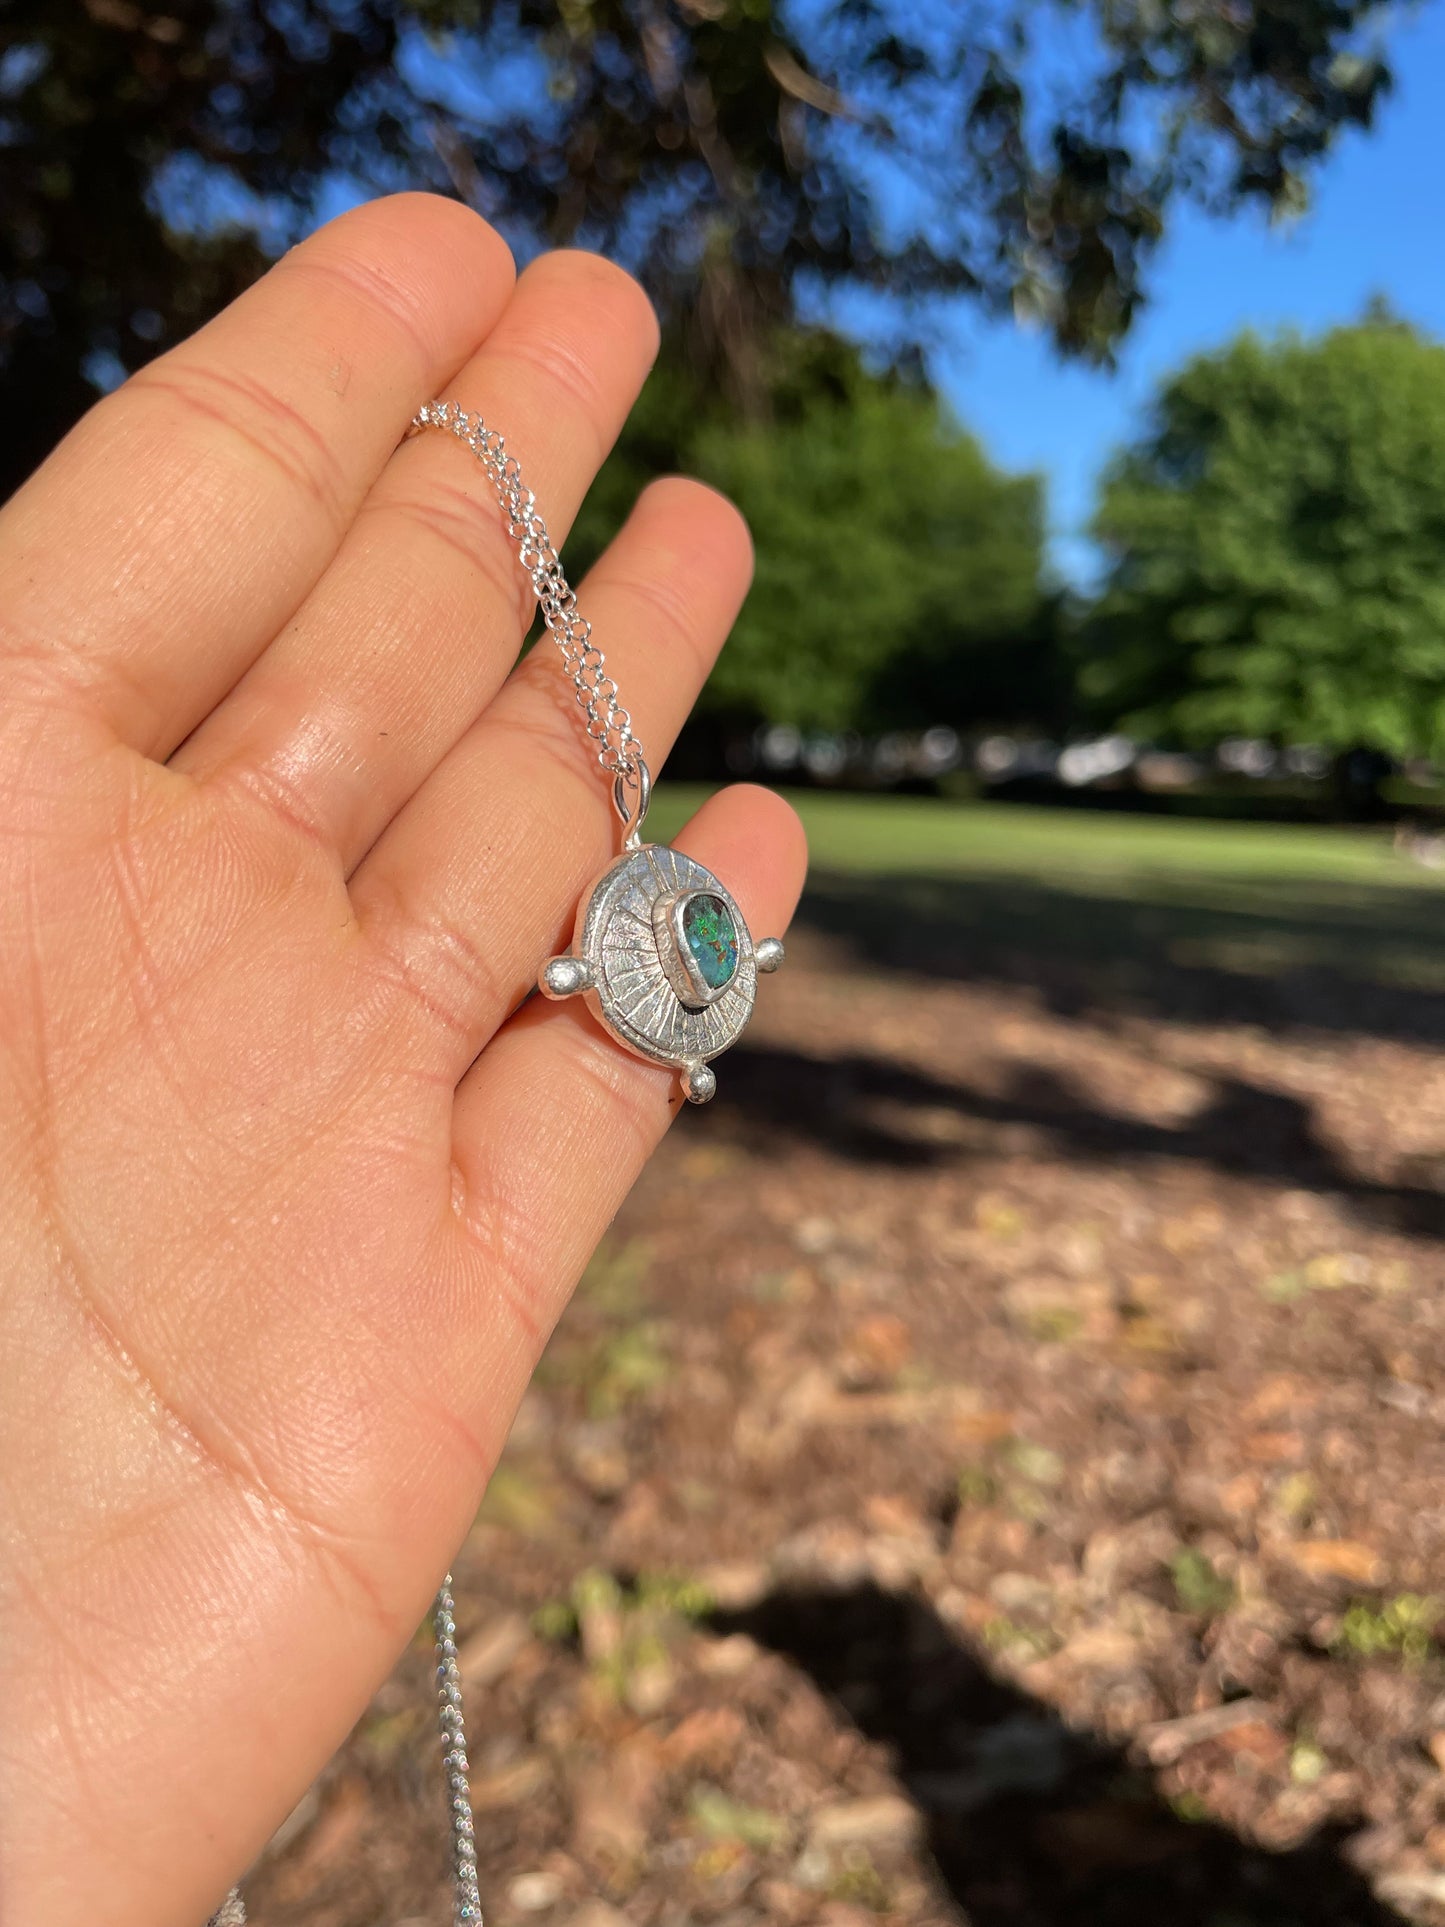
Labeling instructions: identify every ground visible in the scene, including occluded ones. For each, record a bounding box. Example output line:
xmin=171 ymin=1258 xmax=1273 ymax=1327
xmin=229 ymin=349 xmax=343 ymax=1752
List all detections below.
xmin=245 ymin=793 xmax=1445 ymax=1927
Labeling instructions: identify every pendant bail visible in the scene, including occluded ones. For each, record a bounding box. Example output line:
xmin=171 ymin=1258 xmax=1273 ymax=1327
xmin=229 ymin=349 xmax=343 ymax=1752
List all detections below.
xmin=612 ymin=753 xmax=652 ymax=852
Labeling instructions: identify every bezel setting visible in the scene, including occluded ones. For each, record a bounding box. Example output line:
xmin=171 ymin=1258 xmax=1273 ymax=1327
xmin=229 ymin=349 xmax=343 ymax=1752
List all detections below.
xmin=652 ymin=889 xmax=738 ymax=1008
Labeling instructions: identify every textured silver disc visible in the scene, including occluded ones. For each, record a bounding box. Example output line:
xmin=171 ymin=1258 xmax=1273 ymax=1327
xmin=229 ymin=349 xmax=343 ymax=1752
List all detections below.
xmin=575 ymin=844 xmax=758 ymax=1068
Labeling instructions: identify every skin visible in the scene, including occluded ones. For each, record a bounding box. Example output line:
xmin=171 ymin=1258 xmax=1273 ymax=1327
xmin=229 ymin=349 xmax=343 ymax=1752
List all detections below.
xmin=0 ymin=193 xmax=806 ymax=1927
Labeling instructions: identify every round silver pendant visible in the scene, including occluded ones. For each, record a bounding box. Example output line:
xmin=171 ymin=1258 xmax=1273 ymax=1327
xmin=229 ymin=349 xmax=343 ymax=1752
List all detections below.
xmin=539 ymin=843 xmax=783 ymax=1103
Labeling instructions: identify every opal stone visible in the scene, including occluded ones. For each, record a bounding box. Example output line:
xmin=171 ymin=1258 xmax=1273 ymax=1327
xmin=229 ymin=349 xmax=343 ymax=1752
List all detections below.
xmin=681 ymin=893 xmax=739 ymax=991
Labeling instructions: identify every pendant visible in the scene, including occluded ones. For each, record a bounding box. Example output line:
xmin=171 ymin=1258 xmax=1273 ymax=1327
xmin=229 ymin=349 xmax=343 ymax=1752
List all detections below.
xmin=538 ymin=764 xmax=783 ymax=1103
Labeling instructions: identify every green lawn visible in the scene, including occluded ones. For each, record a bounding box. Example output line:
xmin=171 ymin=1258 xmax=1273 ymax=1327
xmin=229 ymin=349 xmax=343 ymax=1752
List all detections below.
xmin=652 ymin=786 xmax=1432 ymax=887
xmin=647 ymin=787 xmax=1445 ymax=1001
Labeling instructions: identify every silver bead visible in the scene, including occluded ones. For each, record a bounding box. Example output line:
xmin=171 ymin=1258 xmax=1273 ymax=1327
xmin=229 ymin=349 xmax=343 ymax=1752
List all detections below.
xmin=539 ymin=954 xmax=593 ymax=999
xmin=681 ymin=1061 xmax=717 ymax=1104
xmin=754 ymin=937 xmax=785 ymax=973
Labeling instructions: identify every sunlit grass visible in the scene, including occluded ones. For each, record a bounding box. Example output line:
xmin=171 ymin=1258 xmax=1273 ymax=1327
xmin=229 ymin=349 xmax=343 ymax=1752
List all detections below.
xmin=649 ymin=787 xmax=1445 ymax=994
xmin=651 ymin=785 xmax=1436 ymax=888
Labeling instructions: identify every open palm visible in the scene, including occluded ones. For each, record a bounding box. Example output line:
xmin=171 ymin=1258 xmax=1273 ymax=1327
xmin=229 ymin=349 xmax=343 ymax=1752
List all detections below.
xmin=0 ymin=195 xmax=804 ymax=1927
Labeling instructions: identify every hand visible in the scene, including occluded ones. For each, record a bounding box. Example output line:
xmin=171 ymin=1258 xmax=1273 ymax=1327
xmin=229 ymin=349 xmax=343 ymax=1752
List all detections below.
xmin=0 ymin=194 xmax=805 ymax=1927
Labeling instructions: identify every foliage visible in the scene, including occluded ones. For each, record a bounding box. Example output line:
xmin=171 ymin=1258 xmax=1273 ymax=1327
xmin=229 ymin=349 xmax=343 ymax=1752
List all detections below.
xmin=695 ymin=363 xmax=1048 ymax=732
xmin=533 ymin=1566 xmax=717 ymax=1644
xmin=981 ymin=1615 xmax=1056 ymax=1659
xmin=572 ymin=331 xmax=1048 ymax=732
xmin=955 ymin=1463 xmax=1000 ymax=1508
xmin=1083 ymin=318 xmax=1445 ymax=761
xmin=533 ymin=1567 xmax=715 ymax=1710
xmin=536 ymin=1310 xmax=672 ymax=1416
xmin=688 ymin=1785 xmax=789 ymax=1851
xmin=1331 ymin=1593 xmax=1442 ymax=1665
xmin=0 ymin=0 xmax=1397 ymax=495
xmin=476 ymin=1460 xmax=567 ymax=1536
xmin=1170 ymin=1546 xmax=1236 ymax=1617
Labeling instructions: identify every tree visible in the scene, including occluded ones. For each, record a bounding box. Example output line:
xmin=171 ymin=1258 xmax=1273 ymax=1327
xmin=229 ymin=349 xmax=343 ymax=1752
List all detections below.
xmin=1082 ymin=317 xmax=1445 ymax=769
xmin=1 ymin=0 xmax=1398 ymax=497
xmin=570 ymin=331 xmax=1048 ymax=734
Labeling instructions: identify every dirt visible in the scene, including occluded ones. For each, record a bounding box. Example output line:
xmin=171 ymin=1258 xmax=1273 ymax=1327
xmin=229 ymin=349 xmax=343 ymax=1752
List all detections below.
xmin=244 ymin=873 xmax=1445 ymax=1927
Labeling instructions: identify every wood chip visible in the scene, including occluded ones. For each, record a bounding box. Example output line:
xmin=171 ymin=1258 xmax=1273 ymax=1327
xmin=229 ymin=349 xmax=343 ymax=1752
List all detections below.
xmin=457 ymin=1611 xmax=532 ymax=1687
xmin=807 ymin=1794 xmax=924 ymax=1851
xmin=1280 ymin=1539 xmax=1383 ymax=1584
xmin=1137 ymin=1698 xmax=1275 ymax=1766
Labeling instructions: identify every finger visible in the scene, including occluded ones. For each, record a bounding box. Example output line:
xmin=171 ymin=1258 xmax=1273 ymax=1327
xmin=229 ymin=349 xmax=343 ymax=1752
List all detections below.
xmin=172 ymin=251 xmax=659 ymax=867
xmin=448 ymin=783 xmax=805 ymax=1363
xmin=347 ymin=474 xmax=753 ymax=1070
xmin=0 ymin=193 xmax=514 ymax=758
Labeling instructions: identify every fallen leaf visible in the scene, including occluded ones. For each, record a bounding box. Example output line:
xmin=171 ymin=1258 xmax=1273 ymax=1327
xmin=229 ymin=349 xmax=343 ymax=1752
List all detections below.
xmin=660 ymin=1705 xmax=746 ymax=1770
xmin=950 ymin=1408 xmax=1017 ymax=1446
xmin=1281 ymin=1539 xmax=1382 ymax=1584
xmin=1243 ymin=1431 xmax=1304 ymax=1464
xmin=842 ymin=1312 xmax=913 ymax=1383
xmin=1244 ymin=1374 xmax=1317 ymax=1421
xmin=470 ymin=1753 xmax=552 ymax=1811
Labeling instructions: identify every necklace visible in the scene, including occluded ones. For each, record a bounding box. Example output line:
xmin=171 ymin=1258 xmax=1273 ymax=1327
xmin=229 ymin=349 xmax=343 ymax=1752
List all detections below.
xmin=415 ymin=398 xmax=783 ymax=1924
xmin=411 ymin=399 xmax=784 ymax=1106
xmin=210 ymin=401 xmax=782 ymax=1927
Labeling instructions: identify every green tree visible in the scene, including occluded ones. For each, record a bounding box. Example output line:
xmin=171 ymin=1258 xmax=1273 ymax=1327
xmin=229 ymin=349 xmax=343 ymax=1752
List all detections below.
xmin=571 ymin=333 xmax=1047 ymax=733
xmin=1 ymin=0 xmax=1398 ymax=497
xmin=1083 ymin=317 xmax=1445 ymax=764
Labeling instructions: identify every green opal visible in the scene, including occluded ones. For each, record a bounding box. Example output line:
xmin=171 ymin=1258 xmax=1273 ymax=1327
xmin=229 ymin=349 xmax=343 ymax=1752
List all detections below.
xmin=681 ymin=893 xmax=739 ymax=991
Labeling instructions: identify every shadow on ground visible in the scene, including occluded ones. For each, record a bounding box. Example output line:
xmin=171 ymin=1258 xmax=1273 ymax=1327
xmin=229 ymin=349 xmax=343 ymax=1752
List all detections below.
xmin=704 ymin=1045 xmax=1445 ymax=1240
xmin=799 ymin=871 xmax=1445 ymax=1050
xmin=715 ymin=1584 xmax=1402 ymax=1927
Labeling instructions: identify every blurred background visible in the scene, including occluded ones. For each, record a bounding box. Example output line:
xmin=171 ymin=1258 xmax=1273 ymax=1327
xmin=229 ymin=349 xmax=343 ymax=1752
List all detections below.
xmin=7 ymin=5 xmax=1445 ymax=1925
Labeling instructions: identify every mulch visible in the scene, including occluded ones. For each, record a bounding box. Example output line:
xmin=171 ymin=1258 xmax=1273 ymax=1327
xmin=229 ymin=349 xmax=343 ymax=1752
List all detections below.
xmin=244 ymin=888 xmax=1445 ymax=1927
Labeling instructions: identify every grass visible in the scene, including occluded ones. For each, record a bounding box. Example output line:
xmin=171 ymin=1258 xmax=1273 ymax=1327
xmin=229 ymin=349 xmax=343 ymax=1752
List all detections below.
xmin=650 ymin=786 xmax=1437 ymax=887
xmin=648 ymin=787 xmax=1445 ymax=999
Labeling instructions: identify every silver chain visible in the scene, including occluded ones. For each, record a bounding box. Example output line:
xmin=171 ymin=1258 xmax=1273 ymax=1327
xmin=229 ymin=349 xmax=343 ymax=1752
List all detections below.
xmin=433 ymin=1575 xmax=483 ymax=1927
xmin=410 ymin=401 xmax=650 ymax=837
xmin=415 ymin=395 xmax=651 ymax=1927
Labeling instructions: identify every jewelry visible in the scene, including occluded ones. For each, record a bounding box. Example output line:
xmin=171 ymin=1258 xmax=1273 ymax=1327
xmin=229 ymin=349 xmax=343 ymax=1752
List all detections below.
xmin=408 ymin=398 xmax=786 ymax=1927
xmin=433 ymin=1574 xmax=482 ymax=1926
xmin=208 ymin=403 xmax=784 ymax=1927
xmin=409 ymin=399 xmax=784 ymax=1105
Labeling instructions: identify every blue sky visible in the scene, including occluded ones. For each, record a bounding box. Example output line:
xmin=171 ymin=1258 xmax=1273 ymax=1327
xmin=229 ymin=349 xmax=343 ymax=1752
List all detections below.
xmin=934 ymin=5 xmax=1445 ymax=588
